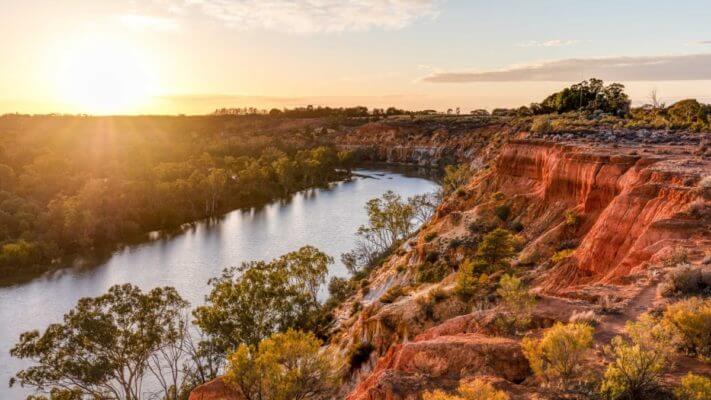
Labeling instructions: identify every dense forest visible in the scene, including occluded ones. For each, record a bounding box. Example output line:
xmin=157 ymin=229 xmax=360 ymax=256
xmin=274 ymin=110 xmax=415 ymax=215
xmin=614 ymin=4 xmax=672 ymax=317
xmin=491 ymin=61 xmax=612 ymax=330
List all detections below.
xmin=0 ymin=115 xmax=354 ymax=276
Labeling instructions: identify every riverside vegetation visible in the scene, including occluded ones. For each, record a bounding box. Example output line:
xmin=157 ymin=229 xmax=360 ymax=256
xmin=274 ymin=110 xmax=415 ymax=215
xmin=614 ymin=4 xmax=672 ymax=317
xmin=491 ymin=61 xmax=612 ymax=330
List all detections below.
xmin=0 ymin=114 xmax=356 ymax=277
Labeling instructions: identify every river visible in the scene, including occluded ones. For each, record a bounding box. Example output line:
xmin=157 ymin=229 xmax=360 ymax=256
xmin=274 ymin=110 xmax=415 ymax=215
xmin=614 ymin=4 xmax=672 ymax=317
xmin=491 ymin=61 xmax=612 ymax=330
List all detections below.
xmin=0 ymin=166 xmax=439 ymax=399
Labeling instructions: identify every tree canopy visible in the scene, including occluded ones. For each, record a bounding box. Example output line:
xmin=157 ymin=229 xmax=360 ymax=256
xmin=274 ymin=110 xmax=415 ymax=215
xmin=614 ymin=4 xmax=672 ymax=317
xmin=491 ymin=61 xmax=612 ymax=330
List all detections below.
xmin=193 ymin=246 xmax=333 ymax=355
xmin=10 ymin=284 xmax=194 ymax=400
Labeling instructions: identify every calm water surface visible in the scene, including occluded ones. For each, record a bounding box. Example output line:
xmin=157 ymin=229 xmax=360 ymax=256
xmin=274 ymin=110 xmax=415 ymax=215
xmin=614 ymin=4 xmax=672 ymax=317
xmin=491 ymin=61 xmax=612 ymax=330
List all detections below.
xmin=0 ymin=166 xmax=438 ymax=399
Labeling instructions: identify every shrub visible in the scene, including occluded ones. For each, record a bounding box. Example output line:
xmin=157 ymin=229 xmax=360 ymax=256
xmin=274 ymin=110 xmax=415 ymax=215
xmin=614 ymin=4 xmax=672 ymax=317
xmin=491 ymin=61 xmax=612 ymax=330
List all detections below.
xmin=550 ymin=249 xmax=575 ymax=264
xmin=448 ymin=237 xmax=463 ymax=249
xmin=443 ymin=164 xmax=472 ymax=194
xmin=455 ymin=259 xmax=478 ymax=300
xmin=675 ymin=373 xmax=711 ymax=400
xmin=380 ymin=285 xmax=407 ymax=303
xmin=662 ymin=297 xmax=711 ymax=359
xmin=522 ymin=322 xmax=594 ymax=386
xmin=662 ymin=247 xmax=689 ymax=268
xmin=494 ymin=204 xmax=511 ymax=221
xmin=659 ymin=264 xmax=711 ymax=297
xmin=600 ymin=336 xmax=666 ymax=399
xmin=597 ymin=294 xmax=622 ymax=314
xmin=509 ymin=221 xmax=524 ymax=232
xmin=225 ymin=330 xmax=342 ymax=400
xmin=348 ymin=342 xmax=375 ymax=371
xmin=425 ymin=251 xmax=440 ymax=263
xmin=422 ymin=378 xmax=510 ymax=400
xmin=495 ymin=274 xmax=536 ymax=334
xmin=564 ymin=210 xmax=579 ymax=227
xmin=424 ymin=232 xmax=438 ymax=242
xmin=568 ymin=310 xmax=600 ymax=326
xmin=491 ymin=191 xmax=506 ymax=201
xmin=415 ymin=261 xmax=451 ymax=284
xmin=531 ymin=116 xmax=552 ymax=134
xmin=468 ymin=220 xmax=493 ymax=234
xmin=600 ymin=313 xmax=674 ymax=399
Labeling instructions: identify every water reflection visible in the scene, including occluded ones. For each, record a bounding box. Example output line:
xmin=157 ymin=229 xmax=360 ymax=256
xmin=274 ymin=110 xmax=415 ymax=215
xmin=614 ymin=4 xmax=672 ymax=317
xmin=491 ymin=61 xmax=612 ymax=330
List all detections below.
xmin=0 ymin=166 xmax=439 ymax=399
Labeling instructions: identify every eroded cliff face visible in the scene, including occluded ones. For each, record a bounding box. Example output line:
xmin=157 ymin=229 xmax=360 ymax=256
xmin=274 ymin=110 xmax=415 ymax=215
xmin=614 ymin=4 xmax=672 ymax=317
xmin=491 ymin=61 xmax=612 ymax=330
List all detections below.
xmin=476 ymin=140 xmax=709 ymax=288
xmin=337 ymin=136 xmax=708 ymax=399
xmin=190 ymin=121 xmax=709 ymax=400
xmin=334 ymin=120 xmax=521 ymax=166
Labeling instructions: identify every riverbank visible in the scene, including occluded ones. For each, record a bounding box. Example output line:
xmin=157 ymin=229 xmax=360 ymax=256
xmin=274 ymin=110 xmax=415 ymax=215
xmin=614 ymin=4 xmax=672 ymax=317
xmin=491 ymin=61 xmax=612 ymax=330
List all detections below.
xmin=0 ymin=166 xmax=440 ymax=399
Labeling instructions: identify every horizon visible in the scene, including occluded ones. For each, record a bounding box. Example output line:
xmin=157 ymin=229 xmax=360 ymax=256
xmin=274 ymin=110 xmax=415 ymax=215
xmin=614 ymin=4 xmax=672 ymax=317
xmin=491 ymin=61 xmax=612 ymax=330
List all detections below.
xmin=2 ymin=1 xmax=711 ymax=115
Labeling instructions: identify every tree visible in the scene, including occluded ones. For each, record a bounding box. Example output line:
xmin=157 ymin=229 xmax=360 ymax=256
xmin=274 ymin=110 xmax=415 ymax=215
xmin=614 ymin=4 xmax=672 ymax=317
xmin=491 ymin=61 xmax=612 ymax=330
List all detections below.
xmin=344 ymin=191 xmax=415 ymax=273
xmin=477 ymin=228 xmax=516 ymax=270
xmin=536 ymin=79 xmax=630 ymax=116
xmin=408 ymin=191 xmax=441 ymax=225
xmin=193 ymin=246 xmax=332 ymax=356
xmin=225 ymin=329 xmax=342 ymax=400
xmin=10 ymin=284 xmax=194 ymax=400
xmin=648 ymin=89 xmax=664 ymax=110
xmin=422 ymin=378 xmax=509 ymax=400
xmin=522 ymin=322 xmax=594 ymax=386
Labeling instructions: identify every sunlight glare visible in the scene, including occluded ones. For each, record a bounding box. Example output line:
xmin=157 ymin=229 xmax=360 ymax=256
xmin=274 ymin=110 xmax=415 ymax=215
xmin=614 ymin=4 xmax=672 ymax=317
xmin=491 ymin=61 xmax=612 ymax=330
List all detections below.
xmin=56 ymin=36 xmax=157 ymax=114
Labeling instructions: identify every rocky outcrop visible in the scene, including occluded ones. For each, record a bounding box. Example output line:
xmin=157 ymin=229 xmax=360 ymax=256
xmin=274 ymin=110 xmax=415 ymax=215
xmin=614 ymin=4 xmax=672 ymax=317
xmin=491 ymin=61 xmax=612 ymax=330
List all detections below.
xmin=347 ymin=334 xmax=530 ymax=400
xmin=188 ymin=378 xmax=242 ymax=400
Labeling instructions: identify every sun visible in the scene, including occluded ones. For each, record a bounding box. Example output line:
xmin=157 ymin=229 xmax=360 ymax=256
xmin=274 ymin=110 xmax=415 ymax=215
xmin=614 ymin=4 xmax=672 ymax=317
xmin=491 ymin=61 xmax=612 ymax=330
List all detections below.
xmin=56 ymin=37 xmax=157 ymax=114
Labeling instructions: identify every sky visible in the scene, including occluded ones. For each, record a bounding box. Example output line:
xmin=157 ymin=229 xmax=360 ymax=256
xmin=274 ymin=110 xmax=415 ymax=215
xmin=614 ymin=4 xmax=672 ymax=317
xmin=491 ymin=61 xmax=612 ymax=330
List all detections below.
xmin=1 ymin=0 xmax=711 ymax=115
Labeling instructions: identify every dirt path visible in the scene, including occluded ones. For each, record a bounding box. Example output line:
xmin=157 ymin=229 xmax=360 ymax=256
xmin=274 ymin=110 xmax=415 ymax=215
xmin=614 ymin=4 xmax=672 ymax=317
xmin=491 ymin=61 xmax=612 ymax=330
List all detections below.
xmin=593 ymin=283 xmax=658 ymax=344
xmin=592 ymin=283 xmax=711 ymax=378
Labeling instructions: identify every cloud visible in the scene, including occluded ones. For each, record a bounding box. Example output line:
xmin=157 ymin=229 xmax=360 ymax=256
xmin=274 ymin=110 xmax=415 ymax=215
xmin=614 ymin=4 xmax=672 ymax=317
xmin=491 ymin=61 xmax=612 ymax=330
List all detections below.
xmin=421 ymin=53 xmax=711 ymax=82
xmin=180 ymin=0 xmax=441 ymax=33
xmin=117 ymin=14 xmax=180 ymax=32
xmin=517 ymin=39 xmax=579 ymax=48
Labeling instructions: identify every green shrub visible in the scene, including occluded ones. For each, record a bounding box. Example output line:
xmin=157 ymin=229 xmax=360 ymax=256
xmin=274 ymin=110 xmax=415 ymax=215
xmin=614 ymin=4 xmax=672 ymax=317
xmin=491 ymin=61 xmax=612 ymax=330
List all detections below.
xmin=495 ymin=274 xmax=536 ymax=334
xmin=600 ymin=313 xmax=674 ymax=399
xmin=380 ymin=285 xmax=408 ymax=303
xmin=675 ymin=373 xmax=711 ymax=400
xmin=522 ymin=322 xmax=594 ymax=386
xmin=600 ymin=337 xmax=666 ymax=399
xmin=564 ymin=210 xmax=579 ymax=227
xmin=509 ymin=221 xmax=524 ymax=232
xmin=443 ymin=164 xmax=472 ymax=194
xmin=425 ymin=251 xmax=440 ymax=263
xmin=662 ymin=297 xmax=711 ymax=359
xmin=455 ymin=259 xmax=478 ymax=300
xmin=416 ymin=261 xmax=451 ymax=283
xmin=551 ymin=249 xmax=575 ymax=264
xmin=477 ymin=228 xmax=516 ymax=270
xmin=494 ymin=204 xmax=511 ymax=221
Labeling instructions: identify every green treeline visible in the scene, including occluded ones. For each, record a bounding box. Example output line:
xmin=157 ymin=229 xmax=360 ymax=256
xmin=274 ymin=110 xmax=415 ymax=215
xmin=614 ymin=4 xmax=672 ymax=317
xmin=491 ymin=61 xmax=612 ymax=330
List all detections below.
xmin=0 ymin=115 xmax=354 ymax=275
